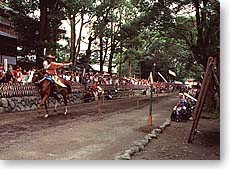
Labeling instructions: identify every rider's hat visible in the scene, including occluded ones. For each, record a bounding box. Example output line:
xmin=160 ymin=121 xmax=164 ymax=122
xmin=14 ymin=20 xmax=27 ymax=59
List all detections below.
xmin=46 ymin=54 xmax=56 ymax=59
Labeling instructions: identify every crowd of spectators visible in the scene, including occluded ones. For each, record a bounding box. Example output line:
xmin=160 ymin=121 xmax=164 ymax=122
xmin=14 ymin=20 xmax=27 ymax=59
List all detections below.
xmin=0 ymin=63 xmax=153 ymax=101
xmin=0 ymin=63 xmax=182 ymax=96
xmin=0 ymin=64 xmax=34 ymax=83
xmin=1 ymin=63 xmax=200 ymax=103
xmin=0 ymin=63 xmax=151 ymax=87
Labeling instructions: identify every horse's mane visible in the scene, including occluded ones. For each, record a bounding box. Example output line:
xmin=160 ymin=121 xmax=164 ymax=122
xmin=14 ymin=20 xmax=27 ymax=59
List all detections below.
xmin=36 ymin=69 xmax=46 ymax=77
xmin=31 ymin=69 xmax=46 ymax=82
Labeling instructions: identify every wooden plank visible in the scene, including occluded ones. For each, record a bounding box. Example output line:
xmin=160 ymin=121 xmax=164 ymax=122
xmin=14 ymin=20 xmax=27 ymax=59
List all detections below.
xmin=187 ymin=57 xmax=214 ymax=143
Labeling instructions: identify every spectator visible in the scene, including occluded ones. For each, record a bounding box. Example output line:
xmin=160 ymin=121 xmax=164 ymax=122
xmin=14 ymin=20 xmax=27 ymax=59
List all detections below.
xmin=4 ymin=65 xmax=15 ymax=83
xmin=176 ymin=93 xmax=186 ymax=107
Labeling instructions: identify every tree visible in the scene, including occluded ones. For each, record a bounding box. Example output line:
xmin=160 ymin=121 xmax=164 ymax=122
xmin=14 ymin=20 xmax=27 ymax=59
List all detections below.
xmin=9 ymin=0 xmax=66 ymax=66
xmin=8 ymin=0 xmax=40 ymax=64
xmin=63 ymin=0 xmax=95 ymax=68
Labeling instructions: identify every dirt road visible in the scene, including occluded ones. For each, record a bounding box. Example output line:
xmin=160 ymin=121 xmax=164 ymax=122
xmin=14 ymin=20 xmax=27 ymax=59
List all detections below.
xmin=0 ymin=94 xmax=177 ymax=160
xmin=132 ymin=116 xmax=220 ymax=160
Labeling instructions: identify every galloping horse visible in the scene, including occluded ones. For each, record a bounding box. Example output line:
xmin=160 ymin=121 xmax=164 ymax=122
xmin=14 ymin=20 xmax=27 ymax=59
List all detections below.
xmin=32 ymin=69 xmax=71 ymax=118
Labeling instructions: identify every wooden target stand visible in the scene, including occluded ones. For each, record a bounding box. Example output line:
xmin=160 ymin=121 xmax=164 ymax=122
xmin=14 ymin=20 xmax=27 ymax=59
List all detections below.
xmin=187 ymin=57 xmax=220 ymax=143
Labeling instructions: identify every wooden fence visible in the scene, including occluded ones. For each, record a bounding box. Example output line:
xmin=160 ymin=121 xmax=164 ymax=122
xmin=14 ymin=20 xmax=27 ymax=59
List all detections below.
xmin=0 ymin=82 xmax=149 ymax=98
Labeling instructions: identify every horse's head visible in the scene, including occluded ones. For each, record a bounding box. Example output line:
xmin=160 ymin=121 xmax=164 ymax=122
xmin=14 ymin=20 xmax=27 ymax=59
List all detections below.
xmin=32 ymin=69 xmax=44 ymax=83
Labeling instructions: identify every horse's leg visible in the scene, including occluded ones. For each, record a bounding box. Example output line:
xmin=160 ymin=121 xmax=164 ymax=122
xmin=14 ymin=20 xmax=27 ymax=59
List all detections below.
xmin=63 ymin=90 xmax=68 ymax=115
xmin=53 ymin=95 xmax=60 ymax=112
xmin=44 ymin=101 xmax=49 ymax=118
xmin=64 ymin=98 xmax=68 ymax=115
xmin=54 ymin=100 xmax=58 ymax=112
xmin=40 ymin=94 xmax=49 ymax=105
xmin=64 ymin=105 xmax=68 ymax=115
xmin=40 ymin=94 xmax=49 ymax=118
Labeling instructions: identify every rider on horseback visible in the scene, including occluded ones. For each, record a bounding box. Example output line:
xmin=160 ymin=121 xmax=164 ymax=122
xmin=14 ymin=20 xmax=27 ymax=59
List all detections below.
xmin=43 ymin=54 xmax=72 ymax=96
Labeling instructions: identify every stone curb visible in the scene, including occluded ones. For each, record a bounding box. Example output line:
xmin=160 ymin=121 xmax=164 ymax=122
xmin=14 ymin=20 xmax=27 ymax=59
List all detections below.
xmin=114 ymin=118 xmax=171 ymax=160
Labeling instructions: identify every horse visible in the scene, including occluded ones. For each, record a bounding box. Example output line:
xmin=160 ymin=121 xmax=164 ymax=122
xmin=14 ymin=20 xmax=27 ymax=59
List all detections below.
xmin=32 ymin=69 xmax=71 ymax=118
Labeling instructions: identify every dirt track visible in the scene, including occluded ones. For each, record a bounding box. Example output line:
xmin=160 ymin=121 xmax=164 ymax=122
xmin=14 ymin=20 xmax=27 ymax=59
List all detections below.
xmin=0 ymin=93 xmax=220 ymax=160
xmin=0 ymin=94 xmax=176 ymax=160
xmin=132 ymin=116 xmax=220 ymax=160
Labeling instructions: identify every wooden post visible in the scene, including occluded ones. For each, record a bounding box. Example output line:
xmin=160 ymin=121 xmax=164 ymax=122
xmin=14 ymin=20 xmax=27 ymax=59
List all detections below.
xmin=102 ymin=93 xmax=104 ymax=105
xmin=148 ymin=84 xmax=153 ymax=126
xmin=97 ymin=95 xmax=102 ymax=119
xmin=211 ymin=65 xmax=220 ymax=97
xmin=187 ymin=57 xmax=214 ymax=143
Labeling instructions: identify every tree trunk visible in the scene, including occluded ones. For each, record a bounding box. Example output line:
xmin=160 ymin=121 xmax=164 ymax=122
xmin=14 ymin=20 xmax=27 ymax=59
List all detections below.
xmin=86 ymin=36 xmax=96 ymax=60
xmin=70 ymin=15 xmax=76 ymax=65
xmin=119 ymin=42 xmax=123 ymax=77
xmin=38 ymin=0 xmax=48 ymax=66
xmin=48 ymin=0 xmax=59 ymax=55
xmin=39 ymin=0 xmax=47 ymax=43
xmin=108 ymin=20 xmax=115 ymax=74
xmin=75 ymin=13 xmax=84 ymax=67
xmin=204 ymin=78 xmax=215 ymax=113
xmin=99 ymin=36 xmax=104 ymax=73
xmin=102 ymin=38 xmax=108 ymax=72
xmin=108 ymin=44 xmax=115 ymax=74
xmin=128 ymin=57 xmax=132 ymax=78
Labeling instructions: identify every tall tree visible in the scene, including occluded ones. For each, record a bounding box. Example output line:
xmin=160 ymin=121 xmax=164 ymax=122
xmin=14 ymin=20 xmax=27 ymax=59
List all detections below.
xmin=63 ymin=0 xmax=94 ymax=68
xmin=9 ymin=0 xmax=66 ymax=66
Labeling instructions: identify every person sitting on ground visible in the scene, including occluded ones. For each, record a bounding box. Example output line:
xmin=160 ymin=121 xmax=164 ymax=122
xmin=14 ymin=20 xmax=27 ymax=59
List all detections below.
xmin=176 ymin=93 xmax=186 ymax=108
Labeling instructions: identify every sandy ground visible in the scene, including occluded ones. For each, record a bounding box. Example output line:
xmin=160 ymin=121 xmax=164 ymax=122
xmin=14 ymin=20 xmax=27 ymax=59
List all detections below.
xmin=0 ymin=94 xmax=176 ymax=160
xmin=0 ymin=94 xmax=220 ymax=160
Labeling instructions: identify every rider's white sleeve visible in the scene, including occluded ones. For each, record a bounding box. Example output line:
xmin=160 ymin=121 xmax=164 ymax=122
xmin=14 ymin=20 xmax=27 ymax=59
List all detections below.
xmin=43 ymin=60 xmax=49 ymax=70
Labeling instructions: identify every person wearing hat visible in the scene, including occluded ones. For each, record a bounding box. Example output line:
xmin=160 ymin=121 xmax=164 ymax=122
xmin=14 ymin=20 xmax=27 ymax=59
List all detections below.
xmin=43 ymin=54 xmax=72 ymax=94
xmin=176 ymin=93 xmax=186 ymax=107
xmin=172 ymin=93 xmax=186 ymax=113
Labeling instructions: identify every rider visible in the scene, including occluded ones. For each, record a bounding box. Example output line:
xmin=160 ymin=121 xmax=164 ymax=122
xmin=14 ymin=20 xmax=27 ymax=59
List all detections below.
xmin=43 ymin=54 xmax=72 ymax=95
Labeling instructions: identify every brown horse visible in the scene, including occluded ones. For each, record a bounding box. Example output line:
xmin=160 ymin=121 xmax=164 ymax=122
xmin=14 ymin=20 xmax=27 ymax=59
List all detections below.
xmin=32 ymin=69 xmax=71 ymax=118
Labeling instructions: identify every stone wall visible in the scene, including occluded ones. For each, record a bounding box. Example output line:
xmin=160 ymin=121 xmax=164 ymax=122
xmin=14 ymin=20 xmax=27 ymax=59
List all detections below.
xmin=0 ymin=89 xmax=147 ymax=114
xmin=0 ymin=92 xmax=84 ymax=113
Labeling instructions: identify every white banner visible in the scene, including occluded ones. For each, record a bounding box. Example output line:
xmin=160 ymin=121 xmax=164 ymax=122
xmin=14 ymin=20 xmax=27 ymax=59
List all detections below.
xmin=4 ymin=59 xmax=7 ymax=72
xmin=184 ymin=92 xmax=198 ymax=102
xmin=157 ymin=72 xmax=168 ymax=82
xmin=149 ymin=72 xmax=154 ymax=84
xmin=169 ymin=69 xmax=176 ymax=76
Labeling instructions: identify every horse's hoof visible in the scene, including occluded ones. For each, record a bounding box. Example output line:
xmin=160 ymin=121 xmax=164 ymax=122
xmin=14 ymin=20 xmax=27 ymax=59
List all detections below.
xmin=64 ymin=112 xmax=67 ymax=115
xmin=44 ymin=114 xmax=49 ymax=118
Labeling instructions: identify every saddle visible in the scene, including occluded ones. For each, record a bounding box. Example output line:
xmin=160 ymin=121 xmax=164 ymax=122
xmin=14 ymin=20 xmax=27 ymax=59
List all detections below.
xmin=57 ymin=78 xmax=72 ymax=93
xmin=41 ymin=75 xmax=71 ymax=94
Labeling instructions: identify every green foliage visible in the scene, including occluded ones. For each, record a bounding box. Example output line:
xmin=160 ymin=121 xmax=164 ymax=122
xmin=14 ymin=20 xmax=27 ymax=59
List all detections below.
xmin=7 ymin=0 xmax=219 ymax=81
xmin=8 ymin=0 xmax=39 ymax=17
